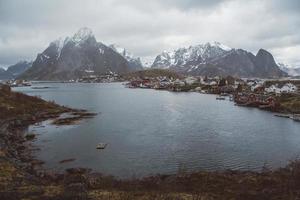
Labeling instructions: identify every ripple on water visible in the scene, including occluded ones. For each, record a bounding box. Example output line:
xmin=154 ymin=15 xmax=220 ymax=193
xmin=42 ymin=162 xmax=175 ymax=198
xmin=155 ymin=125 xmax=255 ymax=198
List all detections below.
xmin=14 ymin=83 xmax=300 ymax=178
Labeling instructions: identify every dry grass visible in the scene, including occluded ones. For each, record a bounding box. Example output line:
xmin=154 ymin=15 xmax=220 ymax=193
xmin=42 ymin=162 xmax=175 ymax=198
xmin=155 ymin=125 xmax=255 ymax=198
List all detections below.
xmin=0 ymin=85 xmax=68 ymax=121
xmin=278 ymin=93 xmax=300 ymax=113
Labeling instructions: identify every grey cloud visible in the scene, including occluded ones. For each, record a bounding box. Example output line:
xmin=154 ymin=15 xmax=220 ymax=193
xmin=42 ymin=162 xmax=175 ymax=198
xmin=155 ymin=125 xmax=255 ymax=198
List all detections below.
xmin=270 ymin=0 xmax=300 ymax=12
xmin=163 ymin=0 xmax=228 ymax=10
xmin=0 ymin=0 xmax=300 ymax=68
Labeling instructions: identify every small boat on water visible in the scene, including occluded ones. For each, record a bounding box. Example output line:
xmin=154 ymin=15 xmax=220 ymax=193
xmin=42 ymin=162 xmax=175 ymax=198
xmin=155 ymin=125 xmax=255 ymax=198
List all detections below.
xmin=216 ymin=96 xmax=226 ymax=100
xmin=220 ymin=93 xmax=229 ymax=97
xmin=22 ymin=81 xmax=32 ymax=86
xmin=274 ymin=114 xmax=291 ymax=119
xmin=96 ymin=143 xmax=107 ymax=149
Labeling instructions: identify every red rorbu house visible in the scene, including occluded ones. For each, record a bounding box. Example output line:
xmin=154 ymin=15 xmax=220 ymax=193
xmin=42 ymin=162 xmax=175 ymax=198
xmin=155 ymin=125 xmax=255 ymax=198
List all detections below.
xmin=129 ymin=79 xmax=152 ymax=88
xmin=260 ymin=96 xmax=278 ymax=110
xmin=129 ymin=80 xmax=142 ymax=88
xmin=234 ymin=93 xmax=278 ymax=110
xmin=141 ymin=79 xmax=152 ymax=88
xmin=234 ymin=93 xmax=259 ymax=105
xmin=142 ymin=79 xmax=150 ymax=84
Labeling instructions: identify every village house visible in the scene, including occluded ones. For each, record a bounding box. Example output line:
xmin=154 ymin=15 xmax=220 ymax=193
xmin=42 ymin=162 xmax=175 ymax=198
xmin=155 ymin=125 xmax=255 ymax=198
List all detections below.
xmin=265 ymin=83 xmax=298 ymax=94
xmin=184 ymin=76 xmax=198 ymax=85
xmin=234 ymin=93 xmax=278 ymax=111
xmin=174 ymin=79 xmax=185 ymax=87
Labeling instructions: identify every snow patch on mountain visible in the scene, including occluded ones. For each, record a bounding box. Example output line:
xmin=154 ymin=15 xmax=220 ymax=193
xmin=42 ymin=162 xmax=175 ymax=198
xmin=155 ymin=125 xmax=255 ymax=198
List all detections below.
xmin=99 ymin=47 xmax=104 ymax=54
xmin=109 ymin=44 xmax=136 ymax=61
xmin=72 ymin=27 xmax=94 ymax=44
xmin=210 ymin=41 xmax=231 ymax=51
xmin=50 ymin=37 xmax=70 ymax=59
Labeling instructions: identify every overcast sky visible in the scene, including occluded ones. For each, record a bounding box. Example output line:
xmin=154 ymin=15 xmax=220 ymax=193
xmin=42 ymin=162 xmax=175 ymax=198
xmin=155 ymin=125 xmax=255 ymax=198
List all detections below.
xmin=0 ymin=0 xmax=299 ymax=68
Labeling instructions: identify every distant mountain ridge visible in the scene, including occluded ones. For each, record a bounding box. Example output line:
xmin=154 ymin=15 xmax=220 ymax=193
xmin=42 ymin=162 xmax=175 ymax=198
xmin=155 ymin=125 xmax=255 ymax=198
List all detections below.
xmin=7 ymin=61 xmax=32 ymax=77
xmin=0 ymin=68 xmax=11 ymax=80
xmin=0 ymin=61 xmax=32 ymax=80
xmin=152 ymin=42 xmax=287 ymax=78
xmin=19 ymin=28 xmax=143 ymax=80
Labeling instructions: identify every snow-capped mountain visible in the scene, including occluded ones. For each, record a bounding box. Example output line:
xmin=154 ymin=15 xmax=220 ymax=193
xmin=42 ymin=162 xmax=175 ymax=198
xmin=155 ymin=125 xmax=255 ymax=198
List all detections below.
xmin=109 ymin=44 xmax=143 ymax=70
xmin=152 ymin=42 xmax=286 ymax=78
xmin=152 ymin=42 xmax=231 ymax=69
xmin=278 ymin=63 xmax=300 ymax=77
xmin=19 ymin=28 xmax=142 ymax=80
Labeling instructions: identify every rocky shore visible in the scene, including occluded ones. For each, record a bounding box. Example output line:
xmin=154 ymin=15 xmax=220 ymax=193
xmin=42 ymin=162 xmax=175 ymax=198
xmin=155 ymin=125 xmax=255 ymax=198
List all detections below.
xmin=1 ymin=84 xmax=300 ymax=199
xmin=0 ymin=84 xmax=97 ymax=199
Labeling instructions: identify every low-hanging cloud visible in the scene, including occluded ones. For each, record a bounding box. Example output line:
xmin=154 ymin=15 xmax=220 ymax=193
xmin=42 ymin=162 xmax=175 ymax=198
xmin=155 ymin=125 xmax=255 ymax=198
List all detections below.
xmin=0 ymin=0 xmax=299 ymax=68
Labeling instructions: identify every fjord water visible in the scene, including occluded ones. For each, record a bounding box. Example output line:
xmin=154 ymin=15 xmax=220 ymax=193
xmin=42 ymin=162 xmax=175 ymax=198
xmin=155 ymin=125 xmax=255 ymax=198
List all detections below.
xmin=14 ymin=83 xmax=300 ymax=178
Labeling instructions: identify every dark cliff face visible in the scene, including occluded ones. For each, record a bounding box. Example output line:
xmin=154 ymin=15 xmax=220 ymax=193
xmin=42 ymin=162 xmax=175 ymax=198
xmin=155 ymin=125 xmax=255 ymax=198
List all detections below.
xmin=20 ymin=43 xmax=61 ymax=80
xmin=152 ymin=44 xmax=287 ymax=78
xmin=253 ymin=49 xmax=286 ymax=77
xmin=19 ymin=28 xmax=138 ymax=81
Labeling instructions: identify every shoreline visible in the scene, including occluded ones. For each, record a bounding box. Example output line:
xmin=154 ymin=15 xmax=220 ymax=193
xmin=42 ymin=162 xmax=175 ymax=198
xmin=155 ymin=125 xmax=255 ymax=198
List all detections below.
xmin=125 ymin=83 xmax=300 ymax=116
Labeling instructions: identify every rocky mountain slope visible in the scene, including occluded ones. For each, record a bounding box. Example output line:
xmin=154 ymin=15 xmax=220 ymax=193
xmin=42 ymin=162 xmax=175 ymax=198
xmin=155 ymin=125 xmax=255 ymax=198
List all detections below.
xmin=109 ymin=44 xmax=143 ymax=71
xmin=152 ymin=42 xmax=287 ymax=78
xmin=7 ymin=61 xmax=32 ymax=77
xmin=19 ymin=28 xmax=142 ymax=80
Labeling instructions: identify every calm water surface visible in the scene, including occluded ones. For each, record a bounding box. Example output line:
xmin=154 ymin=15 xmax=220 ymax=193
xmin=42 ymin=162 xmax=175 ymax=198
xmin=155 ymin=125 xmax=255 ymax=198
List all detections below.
xmin=14 ymin=83 xmax=300 ymax=178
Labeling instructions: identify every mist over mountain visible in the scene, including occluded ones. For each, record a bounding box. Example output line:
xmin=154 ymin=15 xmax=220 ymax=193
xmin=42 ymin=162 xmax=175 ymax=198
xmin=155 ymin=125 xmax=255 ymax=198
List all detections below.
xmin=278 ymin=63 xmax=300 ymax=77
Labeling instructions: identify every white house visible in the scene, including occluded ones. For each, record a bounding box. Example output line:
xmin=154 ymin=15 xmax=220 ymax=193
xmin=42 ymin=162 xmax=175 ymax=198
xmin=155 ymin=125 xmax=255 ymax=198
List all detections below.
xmin=174 ymin=79 xmax=185 ymax=86
xmin=280 ymin=83 xmax=298 ymax=93
xmin=265 ymin=83 xmax=298 ymax=94
xmin=184 ymin=76 xmax=198 ymax=85
xmin=209 ymin=81 xmax=218 ymax=86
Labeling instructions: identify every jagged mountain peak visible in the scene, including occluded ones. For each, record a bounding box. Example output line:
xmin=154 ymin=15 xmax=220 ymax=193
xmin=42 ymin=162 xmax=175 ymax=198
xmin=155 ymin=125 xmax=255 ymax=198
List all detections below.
xmin=49 ymin=27 xmax=95 ymax=49
xmin=109 ymin=44 xmax=132 ymax=58
xmin=152 ymin=42 xmax=232 ymax=69
xmin=203 ymin=41 xmax=232 ymax=51
xmin=256 ymin=48 xmax=272 ymax=57
xmin=72 ymin=27 xmax=94 ymax=43
xmin=50 ymin=37 xmax=69 ymax=57
xmin=18 ymin=28 xmax=141 ymax=80
xmin=152 ymin=44 xmax=286 ymax=78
